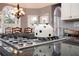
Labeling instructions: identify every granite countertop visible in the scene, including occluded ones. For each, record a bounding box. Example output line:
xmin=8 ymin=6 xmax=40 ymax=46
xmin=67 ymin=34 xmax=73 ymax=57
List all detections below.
xmin=0 ymin=38 xmax=66 ymax=50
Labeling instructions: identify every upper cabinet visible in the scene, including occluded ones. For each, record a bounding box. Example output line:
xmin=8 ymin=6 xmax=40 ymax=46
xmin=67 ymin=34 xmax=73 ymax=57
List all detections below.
xmin=61 ymin=3 xmax=71 ymax=20
xmin=71 ymin=4 xmax=79 ymax=19
xmin=61 ymin=3 xmax=79 ymax=20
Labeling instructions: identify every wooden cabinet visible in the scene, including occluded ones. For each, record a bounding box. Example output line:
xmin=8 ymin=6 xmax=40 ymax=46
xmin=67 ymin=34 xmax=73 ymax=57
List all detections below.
xmin=61 ymin=3 xmax=79 ymax=20
xmin=61 ymin=43 xmax=79 ymax=56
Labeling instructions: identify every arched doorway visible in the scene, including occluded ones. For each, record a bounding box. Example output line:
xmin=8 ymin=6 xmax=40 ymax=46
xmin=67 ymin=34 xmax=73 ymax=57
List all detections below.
xmin=53 ymin=7 xmax=62 ymax=56
xmin=1 ymin=6 xmax=21 ymax=33
xmin=54 ymin=7 xmax=62 ymax=37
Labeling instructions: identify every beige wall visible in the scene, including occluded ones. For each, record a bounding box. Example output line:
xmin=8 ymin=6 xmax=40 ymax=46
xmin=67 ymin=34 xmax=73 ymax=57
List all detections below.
xmin=22 ymin=5 xmax=54 ymax=28
xmin=0 ymin=3 xmax=61 ymax=29
xmin=39 ymin=6 xmax=52 ymax=25
xmin=21 ymin=6 xmax=52 ymax=28
xmin=0 ymin=3 xmax=9 ymax=11
xmin=0 ymin=3 xmax=26 ymax=28
xmin=21 ymin=8 xmax=40 ymax=28
xmin=0 ymin=3 xmax=26 ymax=33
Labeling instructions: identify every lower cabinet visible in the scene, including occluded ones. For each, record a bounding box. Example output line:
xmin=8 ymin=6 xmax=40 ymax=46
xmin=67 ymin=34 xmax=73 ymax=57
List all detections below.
xmin=61 ymin=43 xmax=72 ymax=56
xmin=33 ymin=44 xmax=53 ymax=56
xmin=61 ymin=43 xmax=79 ymax=56
xmin=70 ymin=45 xmax=79 ymax=56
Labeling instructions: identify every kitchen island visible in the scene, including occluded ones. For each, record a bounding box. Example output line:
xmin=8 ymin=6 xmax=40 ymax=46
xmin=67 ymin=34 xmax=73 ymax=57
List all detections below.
xmin=61 ymin=37 xmax=79 ymax=56
xmin=0 ymin=37 xmax=66 ymax=56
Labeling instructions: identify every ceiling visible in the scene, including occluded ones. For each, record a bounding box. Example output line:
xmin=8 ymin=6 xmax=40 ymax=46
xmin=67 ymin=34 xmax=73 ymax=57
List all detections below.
xmin=8 ymin=3 xmax=56 ymax=9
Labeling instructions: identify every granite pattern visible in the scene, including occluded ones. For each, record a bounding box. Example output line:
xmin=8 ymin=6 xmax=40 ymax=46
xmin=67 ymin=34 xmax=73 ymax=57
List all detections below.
xmin=33 ymin=44 xmax=53 ymax=56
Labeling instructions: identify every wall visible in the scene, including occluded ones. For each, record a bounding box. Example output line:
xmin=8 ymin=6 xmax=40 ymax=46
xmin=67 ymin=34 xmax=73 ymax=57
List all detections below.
xmin=0 ymin=3 xmax=54 ymax=29
xmin=0 ymin=3 xmax=61 ymax=30
xmin=21 ymin=5 xmax=53 ymax=28
xmin=21 ymin=8 xmax=27 ymax=28
xmin=39 ymin=5 xmax=53 ymax=26
xmin=21 ymin=8 xmax=40 ymax=28
xmin=0 ymin=3 xmax=61 ymax=28
xmin=0 ymin=3 xmax=11 ymax=11
xmin=0 ymin=3 xmax=27 ymax=33
xmin=23 ymin=5 xmax=56 ymax=28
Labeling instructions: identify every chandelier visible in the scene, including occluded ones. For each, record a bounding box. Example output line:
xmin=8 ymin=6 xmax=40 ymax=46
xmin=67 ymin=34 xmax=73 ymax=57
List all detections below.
xmin=13 ymin=4 xmax=25 ymax=19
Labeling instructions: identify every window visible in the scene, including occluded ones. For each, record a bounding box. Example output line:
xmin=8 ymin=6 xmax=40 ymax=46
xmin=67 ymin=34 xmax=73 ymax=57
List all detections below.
xmin=2 ymin=6 xmax=16 ymax=24
xmin=27 ymin=15 xmax=38 ymax=28
xmin=40 ymin=13 xmax=49 ymax=24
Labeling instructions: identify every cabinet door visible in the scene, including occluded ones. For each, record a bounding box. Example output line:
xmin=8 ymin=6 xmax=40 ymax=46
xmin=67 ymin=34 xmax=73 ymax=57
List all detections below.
xmin=61 ymin=43 xmax=72 ymax=56
xmin=71 ymin=45 xmax=79 ymax=56
xmin=71 ymin=3 xmax=79 ymax=19
xmin=61 ymin=3 xmax=71 ymax=20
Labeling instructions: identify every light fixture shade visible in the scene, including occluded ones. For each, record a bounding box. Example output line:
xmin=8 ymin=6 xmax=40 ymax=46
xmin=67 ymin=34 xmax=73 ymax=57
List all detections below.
xmin=20 ymin=10 xmax=25 ymax=15
xmin=19 ymin=8 xmax=23 ymax=11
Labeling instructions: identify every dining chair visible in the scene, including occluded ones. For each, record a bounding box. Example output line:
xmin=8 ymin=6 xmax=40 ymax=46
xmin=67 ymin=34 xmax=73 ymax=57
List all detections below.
xmin=12 ymin=27 xmax=22 ymax=39
xmin=4 ymin=27 xmax=13 ymax=38
xmin=5 ymin=27 xmax=12 ymax=34
xmin=23 ymin=27 xmax=36 ymax=39
xmin=24 ymin=27 xmax=32 ymax=33
xmin=12 ymin=27 xmax=22 ymax=34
